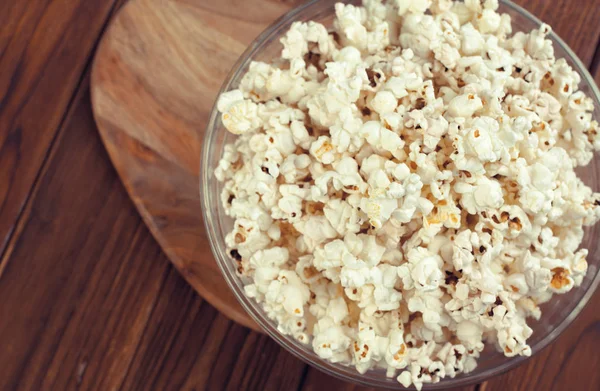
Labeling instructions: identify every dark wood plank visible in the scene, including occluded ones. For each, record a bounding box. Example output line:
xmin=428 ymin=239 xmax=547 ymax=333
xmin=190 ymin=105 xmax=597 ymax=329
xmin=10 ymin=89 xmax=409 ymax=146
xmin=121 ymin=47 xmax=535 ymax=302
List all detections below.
xmin=117 ymin=266 xmax=220 ymax=391
xmin=178 ymin=309 xmax=245 ymax=389
xmin=118 ymin=269 xmax=307 ymax=391
xmin=0 ymin=1 xmax=47 ymax=62
xmin=222 ymin=332 xmax=307 ymax=391
xmin=592 ymin=46 xmax=600 ymax=87
xmin=0 ymin=0 xmax=122 ymax=265
xmin=0 ymin=79 xmax=172 ymax=391
xmin=301 ymin=368 xmax=386 ymax=391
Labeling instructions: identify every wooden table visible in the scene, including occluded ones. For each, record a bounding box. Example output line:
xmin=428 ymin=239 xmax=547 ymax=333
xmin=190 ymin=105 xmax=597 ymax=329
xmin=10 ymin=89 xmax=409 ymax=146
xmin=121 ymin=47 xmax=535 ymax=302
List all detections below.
xmin=1 ymin=1 xmax=599 ymax=390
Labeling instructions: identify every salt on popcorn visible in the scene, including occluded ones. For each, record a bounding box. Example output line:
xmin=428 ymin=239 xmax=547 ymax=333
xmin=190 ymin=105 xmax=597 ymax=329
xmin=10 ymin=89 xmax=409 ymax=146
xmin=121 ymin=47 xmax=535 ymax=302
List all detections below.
xmin=214 ymin=0 xmax=600 ymax=389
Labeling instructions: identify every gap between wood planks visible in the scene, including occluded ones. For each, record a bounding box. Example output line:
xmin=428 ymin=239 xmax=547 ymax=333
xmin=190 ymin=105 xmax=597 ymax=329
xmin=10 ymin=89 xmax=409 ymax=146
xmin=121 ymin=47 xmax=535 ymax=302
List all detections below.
xmin=294 ymin=365 xmax=311 ymax=391
xmin=591 ymin=42 xmax=600 ymax=82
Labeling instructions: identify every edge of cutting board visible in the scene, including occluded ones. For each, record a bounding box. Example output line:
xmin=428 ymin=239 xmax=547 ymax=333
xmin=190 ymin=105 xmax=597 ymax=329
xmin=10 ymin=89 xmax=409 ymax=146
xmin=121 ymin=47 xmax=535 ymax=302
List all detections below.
xmin=90 ymin=0 xmax=303 ymax=331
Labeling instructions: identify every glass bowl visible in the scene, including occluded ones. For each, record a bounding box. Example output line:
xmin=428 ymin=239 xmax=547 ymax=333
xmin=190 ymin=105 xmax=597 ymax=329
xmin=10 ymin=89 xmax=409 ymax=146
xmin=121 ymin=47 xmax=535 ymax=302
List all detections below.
xmin=200 ymin=1 xmax=600 ymax=389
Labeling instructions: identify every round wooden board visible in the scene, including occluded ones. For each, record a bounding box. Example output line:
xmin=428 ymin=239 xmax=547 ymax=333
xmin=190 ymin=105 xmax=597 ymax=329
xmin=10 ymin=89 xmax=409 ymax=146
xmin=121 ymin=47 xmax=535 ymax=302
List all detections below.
xmin=91 ymin=0 xmax=304 ymax=331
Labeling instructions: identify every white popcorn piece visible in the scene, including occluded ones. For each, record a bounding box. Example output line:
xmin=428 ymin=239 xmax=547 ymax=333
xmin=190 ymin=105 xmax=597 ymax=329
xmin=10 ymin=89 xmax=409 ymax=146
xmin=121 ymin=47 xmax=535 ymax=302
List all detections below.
xmin=447 ymin=93 xmax=484 ymax=118
xmin=310 ymin=136 xmax=337 ymax=164
xmin=360 ymin=121 xmax=405 ymax=157
xmin=313 ymin=318 xmax=352 ymax=361
xmin=460 ymin=23 xmax=485 ymax=56
xmin=407 ymin=247 xmax=444 ymax=291
xmin=371 ymin=90 xmax=398 ymax=114
xmin=334 ymin=3 xmax=368 ymax=51
xmin=214 ymin=0 xmax=600 ymax=388
xmin=456 ymin=320 xmax=484 ymax=350
xmin=455 ymin=176 xmax=504 ymax=214
xmin=397 ymin=370 xmax=412 ymax=388
xmin=220 ymin=96 xmax=263 ymax=135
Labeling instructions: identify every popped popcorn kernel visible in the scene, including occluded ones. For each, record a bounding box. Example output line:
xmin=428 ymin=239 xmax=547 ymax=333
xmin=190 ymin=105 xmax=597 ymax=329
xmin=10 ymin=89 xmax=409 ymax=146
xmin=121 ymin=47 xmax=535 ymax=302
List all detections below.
xmin=214 ymin=0 xmax=600 ymax=388
xmin=550 ymin=267 xmax=572 ymax=291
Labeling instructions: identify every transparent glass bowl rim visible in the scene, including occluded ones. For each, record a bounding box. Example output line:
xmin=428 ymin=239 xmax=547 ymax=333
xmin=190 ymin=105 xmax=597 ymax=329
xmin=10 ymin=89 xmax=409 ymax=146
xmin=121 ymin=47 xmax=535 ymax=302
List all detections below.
xmin=200 ymin=1 xmax=600 ymax=389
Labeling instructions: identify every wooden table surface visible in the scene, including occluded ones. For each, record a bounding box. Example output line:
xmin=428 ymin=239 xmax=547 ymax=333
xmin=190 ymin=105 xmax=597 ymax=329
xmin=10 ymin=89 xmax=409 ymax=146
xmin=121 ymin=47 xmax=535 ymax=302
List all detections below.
xmin=1 ymin=0 xmax=599 ymax=390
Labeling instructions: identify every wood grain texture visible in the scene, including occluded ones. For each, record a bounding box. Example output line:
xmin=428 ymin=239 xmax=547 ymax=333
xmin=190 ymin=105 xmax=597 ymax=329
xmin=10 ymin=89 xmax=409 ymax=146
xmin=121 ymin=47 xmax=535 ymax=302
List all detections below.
xmin=0 ymin=81 xmax=169 ymax=391
xmin=0 ymin=0 xmax=600 ymax=390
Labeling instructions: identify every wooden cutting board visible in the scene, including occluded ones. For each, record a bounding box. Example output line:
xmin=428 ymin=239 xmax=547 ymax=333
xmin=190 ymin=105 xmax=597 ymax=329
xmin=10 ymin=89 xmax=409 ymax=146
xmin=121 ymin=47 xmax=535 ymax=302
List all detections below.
xmin=91 ymin=0 xmax=305 ymax=331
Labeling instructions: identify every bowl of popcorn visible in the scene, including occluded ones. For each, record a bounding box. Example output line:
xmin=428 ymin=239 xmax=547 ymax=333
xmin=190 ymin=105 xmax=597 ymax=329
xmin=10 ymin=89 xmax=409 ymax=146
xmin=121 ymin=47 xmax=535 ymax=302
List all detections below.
xmin=201 ymin=0 xmax=600 ymax=389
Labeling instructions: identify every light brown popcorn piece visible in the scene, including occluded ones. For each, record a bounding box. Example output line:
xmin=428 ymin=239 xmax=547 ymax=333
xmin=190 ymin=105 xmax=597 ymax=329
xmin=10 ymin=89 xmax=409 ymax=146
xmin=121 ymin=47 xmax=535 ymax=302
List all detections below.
xmin=550 ymin=267 xmax=571 ymax=290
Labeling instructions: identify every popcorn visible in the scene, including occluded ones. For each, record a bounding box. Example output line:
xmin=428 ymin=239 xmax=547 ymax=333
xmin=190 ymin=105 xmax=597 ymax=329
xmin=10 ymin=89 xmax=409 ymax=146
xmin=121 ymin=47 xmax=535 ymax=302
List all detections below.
xmin=249 ymin=247 xmax=289 ymax=291
xmin=447 ymin=93 xmax=484 ymax=118
xmin=281 ymin=21 xmax=337 ymax=62
xmin=407 ymin=247 xmax=444 ymax=291
xmin=215 ymin=1 xmax=600 ymax=389
xmin=455 ymin=175 xmax=504 ymax=214
xmin=360 ymin=121 xmax=405 ymax=157
xmin=219 ymin=92 xmax=263 ymax=135
xmin=371 ymin=90 xmax=398 ymax=114
xmin=461 ymin=23 xmax=485 ymax=55
xmin=310 ymin=136 xmax=337 ymax=164
xmin=456 ymin=320 xmax=484 ymax=350
xmin=313 ymin=317 xmax=352 ymax=361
